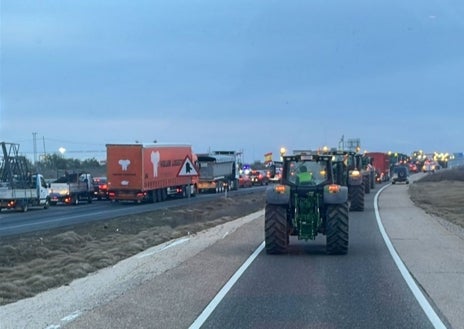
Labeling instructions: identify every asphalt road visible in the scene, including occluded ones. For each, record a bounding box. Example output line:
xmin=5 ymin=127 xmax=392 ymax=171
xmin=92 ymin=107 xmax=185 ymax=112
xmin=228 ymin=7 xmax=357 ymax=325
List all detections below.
xmin=0 ymin=187 xmax=263 ymax=237
xmin=2 ymin=180 xmax=462 ymax=329
xmin=198 ymin=189 xmax=434 ymax=329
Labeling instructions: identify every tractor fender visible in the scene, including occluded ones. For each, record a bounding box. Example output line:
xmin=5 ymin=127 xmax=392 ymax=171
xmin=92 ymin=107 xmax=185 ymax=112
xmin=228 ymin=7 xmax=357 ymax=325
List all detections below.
xmin=348 ymin=175 xmax=363 ymax=186
xmin=265 ymin=185 xmax=290 ymax=205
xmin=324 ymin=186 xmax=348 ymax=204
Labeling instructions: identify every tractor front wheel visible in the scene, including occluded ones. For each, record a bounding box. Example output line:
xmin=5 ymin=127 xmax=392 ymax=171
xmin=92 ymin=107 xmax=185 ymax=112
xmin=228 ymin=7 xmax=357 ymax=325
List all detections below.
xmin=265 ymin=204 xmax=289 ymax=254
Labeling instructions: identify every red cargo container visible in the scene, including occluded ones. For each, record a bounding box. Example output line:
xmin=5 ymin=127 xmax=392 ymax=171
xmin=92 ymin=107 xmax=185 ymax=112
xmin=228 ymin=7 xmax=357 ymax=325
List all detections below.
xmin=106 ymin=143 xmax=198 ymax=203
xmin=366 ymin=152 xmax=390 ymax=182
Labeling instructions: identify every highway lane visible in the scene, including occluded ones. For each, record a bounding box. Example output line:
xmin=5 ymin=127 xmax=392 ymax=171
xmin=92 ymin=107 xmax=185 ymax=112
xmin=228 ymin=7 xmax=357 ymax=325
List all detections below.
xmin=0 ymin=187 xmax=264 ymax=237
xmin=55 ymin=184 xmax=444 ymax=329
xmin=2 ymin=183 xmax=450 ymax=329
xmin=198 ymin=187 xmax=436 ymax=329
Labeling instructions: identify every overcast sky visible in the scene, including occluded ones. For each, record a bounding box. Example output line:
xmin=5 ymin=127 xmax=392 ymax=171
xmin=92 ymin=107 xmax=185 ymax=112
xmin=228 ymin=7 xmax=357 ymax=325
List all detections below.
xmin=1 ymin=0 xmax=463 ymax=163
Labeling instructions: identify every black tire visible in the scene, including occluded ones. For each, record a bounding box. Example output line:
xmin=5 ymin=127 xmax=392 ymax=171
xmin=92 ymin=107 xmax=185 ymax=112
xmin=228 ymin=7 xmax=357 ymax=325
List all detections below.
xmin=363 ymin=176 xmax=370 ymax=194
xmin=326 ymin=203 xmax=349 ymax=255
xmin=156 ymin=189 xmax=162 ymax=202
xmin=43 ymin=199 xmax=50 ymax=209
xmin=349 ymin=184 xmax=364 ymax=211
xmin=22 ymin=203 xmax=29 ymax=212
xmin=265 ymin=204 xmax=289 ymax=254
xmin=161 ymin=188 xmax=167 ymax=201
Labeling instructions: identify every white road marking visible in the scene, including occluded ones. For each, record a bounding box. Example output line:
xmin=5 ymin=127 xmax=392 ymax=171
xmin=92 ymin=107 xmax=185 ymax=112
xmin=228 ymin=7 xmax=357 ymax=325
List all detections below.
xmin=60 ymin=310 xmax=82 ymax=323
xmin=374 ymin=185 xmax=447 ymax=329
xmin=136 ymin=237 xmax=190 ymax=259
xmin=189 ymin=241 xmax=265 ymax=329
xmin=43 ymin=310 xmax=82 ymax=329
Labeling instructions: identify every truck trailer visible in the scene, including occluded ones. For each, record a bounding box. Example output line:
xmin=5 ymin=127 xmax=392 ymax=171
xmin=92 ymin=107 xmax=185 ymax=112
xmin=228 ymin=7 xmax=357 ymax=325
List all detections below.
xmin=0 ymin=142 xmax=50 ymax=212
xmin=106 ymin=143 xmax=198 ymax=203
xmin=366 ymin=152 xmax=390 ymax=182
xmin=196 ymin=151 xmax=239 ymax=193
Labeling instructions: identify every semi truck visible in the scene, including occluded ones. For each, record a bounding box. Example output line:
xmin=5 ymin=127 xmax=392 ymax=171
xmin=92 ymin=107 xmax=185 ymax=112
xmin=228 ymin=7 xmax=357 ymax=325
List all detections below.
xmin=106 ymin=143 xmax=198 ymax=203
xmin=366 ymin=152 xmax=390 ymax=182
xmin=49 ymin=172 xmax=95 ymax=205
xmin=196 ymin=151 xmax=239 ymax=193
xmin=0 ymin=142 xmax=50 ymax=212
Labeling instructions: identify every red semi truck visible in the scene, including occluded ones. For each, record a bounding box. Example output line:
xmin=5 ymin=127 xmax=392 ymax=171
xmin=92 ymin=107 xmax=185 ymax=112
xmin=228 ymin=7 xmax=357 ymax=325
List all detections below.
xmin=106 ymin=143 xmax=198 ymax=203
xmin=366 ymin=152 xmax=390 ymax=183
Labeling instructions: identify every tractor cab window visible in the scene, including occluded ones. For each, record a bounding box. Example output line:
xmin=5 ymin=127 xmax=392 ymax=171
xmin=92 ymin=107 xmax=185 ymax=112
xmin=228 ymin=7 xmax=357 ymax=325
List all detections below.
xmin=287 ymin=160 xmax=328 ymax=186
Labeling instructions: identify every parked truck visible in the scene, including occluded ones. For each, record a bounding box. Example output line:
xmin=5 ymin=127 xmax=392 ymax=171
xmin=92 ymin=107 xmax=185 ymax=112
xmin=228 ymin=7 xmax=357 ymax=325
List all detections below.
xmin=196 ymin=151 xmax=239 ymax=193
xmin=366 ymin=152 xmax=390 ymax=183
xmin=106 ymin=143 xmax=198 ymax=203
xmin=49 ymin=172 xmax=95 ymax=205
xmin=0 ymin=142 xmax=50 ymax=212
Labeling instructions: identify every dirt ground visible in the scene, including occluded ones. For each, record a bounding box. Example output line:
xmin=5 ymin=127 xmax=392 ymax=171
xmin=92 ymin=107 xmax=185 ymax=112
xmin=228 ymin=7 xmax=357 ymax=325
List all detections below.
xmin=1 ymin=167 xmax=463 ymax=306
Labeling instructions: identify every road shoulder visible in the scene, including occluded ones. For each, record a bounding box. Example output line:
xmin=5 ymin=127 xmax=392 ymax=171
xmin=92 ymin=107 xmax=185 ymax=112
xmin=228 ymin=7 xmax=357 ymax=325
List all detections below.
xmin=379 ymin=183 xmax=464 ymax=329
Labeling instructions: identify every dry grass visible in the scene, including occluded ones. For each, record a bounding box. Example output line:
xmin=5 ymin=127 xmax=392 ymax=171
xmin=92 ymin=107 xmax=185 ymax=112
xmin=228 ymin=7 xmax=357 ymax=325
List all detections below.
xmin=409 ymin=166 xmax=464 ymax=229
xmin=0 ymin=191 xmax=265 ymax=305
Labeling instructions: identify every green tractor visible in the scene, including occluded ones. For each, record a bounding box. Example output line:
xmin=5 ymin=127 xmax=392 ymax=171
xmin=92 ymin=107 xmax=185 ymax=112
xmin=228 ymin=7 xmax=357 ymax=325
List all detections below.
xmin=325 ymin=150 xmax=366 ymax=212
xmin=264 ymin=152 xmax=349 ymax=255
xmin=352 ymin=153 xmax=372 ymax=194
xmin=345 ymin=152 xmax=365 ymax=211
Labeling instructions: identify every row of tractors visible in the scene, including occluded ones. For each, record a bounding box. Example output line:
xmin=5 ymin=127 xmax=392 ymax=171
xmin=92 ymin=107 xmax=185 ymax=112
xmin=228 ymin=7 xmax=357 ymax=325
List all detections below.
xmin=264 ymin=149 xmax=388 ymax=256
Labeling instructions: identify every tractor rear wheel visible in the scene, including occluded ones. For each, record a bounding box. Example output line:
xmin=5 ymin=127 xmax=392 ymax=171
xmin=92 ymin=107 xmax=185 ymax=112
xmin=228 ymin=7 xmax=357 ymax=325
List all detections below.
xmin=349 ymin=184 xmax=364 ymax=211
xmin=363 ymin=176 xmax=370 ymax=194
xmin=265 ymin=204 xmax=289 ymax=254
xmin=326 ymin=203 xmax=349 ymax=255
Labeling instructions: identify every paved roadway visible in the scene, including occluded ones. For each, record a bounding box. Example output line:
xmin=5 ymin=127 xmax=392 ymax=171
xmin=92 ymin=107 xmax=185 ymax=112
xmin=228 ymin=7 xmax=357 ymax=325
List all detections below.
xmin=0 ymin=188 xmax=259 ymax=237
xmin=0 ymin=176 xmax=463 ymax=329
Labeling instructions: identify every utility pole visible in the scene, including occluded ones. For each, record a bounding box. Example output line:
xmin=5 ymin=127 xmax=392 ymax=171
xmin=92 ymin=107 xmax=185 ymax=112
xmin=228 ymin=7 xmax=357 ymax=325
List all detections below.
xmin=338 ymin=135 xmax=345 ymax=151
xmin=32 ymin=132 xmax=38 ymax=165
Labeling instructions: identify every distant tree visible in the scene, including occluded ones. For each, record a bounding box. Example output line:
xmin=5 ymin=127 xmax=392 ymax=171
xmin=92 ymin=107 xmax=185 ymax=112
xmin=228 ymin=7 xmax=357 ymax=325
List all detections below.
xmin=252 ymin=160 xmax=266 ymax=169
xmin=82 ymin=158 xmax=101 ymax=168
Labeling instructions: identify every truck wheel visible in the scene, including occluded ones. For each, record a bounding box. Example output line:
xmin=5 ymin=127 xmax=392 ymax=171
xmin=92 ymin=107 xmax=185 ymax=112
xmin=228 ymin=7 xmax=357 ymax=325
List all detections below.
xmin=265 ymin=204 xmax=289 ymax=254
xmin=88 ymin=196 xmax=93 ymax=204
xmin=44 ymin=199 xmax=50 ymax=209
xmin=349 ymin=184 xmax=364 ymax=211
xmin=153 ymin=189 xmax=162 ymax=202
xmin=183 ymin=186 xmax=189 ymax=198
xmin=161 ymin=189 xmax=167 ymax=201
xmin=326 ymin=203 xmax=349 ymax=255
